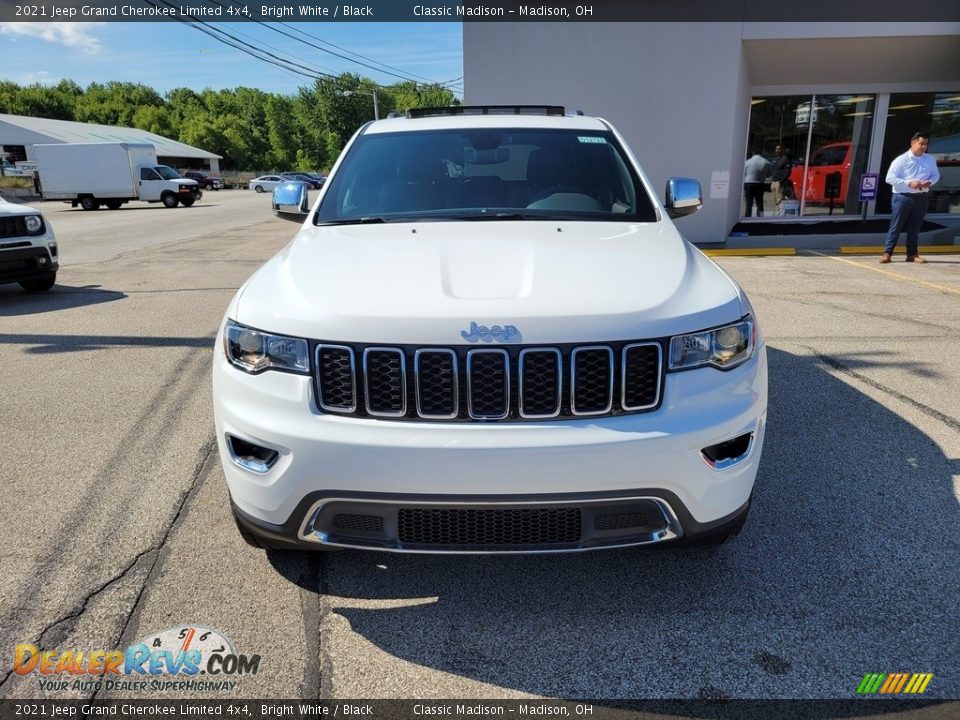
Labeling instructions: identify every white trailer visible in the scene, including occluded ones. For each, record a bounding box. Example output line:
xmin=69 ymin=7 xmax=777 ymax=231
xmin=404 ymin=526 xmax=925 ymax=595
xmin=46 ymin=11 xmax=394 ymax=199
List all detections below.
xmin=34 ymin=142 xmax=202 ymax=210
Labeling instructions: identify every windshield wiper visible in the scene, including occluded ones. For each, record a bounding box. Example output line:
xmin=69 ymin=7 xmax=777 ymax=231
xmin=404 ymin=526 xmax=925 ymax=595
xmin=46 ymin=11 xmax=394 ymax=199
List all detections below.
xmin=315 ymin=216 xmax=388 ymax=226
xmin=456 ymin=212 xmax=584 ymax=221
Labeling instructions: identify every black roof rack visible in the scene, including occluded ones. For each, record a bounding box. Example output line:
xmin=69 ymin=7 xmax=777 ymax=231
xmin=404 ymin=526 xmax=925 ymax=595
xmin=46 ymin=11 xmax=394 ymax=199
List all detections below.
xmin=406 ymin=105 xmax=567 ymax=119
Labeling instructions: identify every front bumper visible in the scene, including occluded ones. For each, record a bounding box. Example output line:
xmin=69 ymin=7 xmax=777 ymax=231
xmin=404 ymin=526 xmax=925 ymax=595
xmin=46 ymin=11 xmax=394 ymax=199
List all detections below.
xmin=213 ymin=343 xmax=767 ymax=553
xmin=0 ymin=246 xmax=58 ymax=284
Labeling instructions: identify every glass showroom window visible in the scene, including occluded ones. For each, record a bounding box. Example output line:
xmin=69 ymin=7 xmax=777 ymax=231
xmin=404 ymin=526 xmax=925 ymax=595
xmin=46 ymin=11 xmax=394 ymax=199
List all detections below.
xmin=747 ymin=94 xmax=875 ymax=218
xmin=877 ymin=92 xmax=960 ymax=215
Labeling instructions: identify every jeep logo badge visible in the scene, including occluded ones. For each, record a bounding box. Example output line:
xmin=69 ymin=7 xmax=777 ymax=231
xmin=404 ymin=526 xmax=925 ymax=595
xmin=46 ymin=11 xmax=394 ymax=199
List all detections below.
xmin=461 ymin=321 xmax=522 ymax=344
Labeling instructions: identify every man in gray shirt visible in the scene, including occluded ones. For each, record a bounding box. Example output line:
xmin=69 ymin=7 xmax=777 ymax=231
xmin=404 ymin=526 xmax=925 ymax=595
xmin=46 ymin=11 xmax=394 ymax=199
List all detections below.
xmin=744 ymin=149 xmax=772 ymax=217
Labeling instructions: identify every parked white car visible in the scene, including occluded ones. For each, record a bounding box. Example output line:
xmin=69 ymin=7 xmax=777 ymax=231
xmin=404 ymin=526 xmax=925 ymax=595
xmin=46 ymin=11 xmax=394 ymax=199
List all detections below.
xmin=249 ymin=175 xmax=285 ymax=193
xmin=1 ymin=158 xmax=31 ymax=177
xmin=0 ymin=196 xmax=58 ymax=291
xmin=214 ymin=106 xmax=767 ymax=554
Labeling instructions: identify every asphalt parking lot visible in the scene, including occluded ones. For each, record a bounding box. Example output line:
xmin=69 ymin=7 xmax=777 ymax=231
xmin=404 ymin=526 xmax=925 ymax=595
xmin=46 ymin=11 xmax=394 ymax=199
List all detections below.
xmin=1 ymin=193 xmax=958 ymax=706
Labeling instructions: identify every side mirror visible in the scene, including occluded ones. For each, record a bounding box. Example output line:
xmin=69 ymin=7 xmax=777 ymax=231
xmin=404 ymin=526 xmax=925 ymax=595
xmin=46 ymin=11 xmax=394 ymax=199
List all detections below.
xmin=665 ymin=177 xmax=702 ymax=219
xmin=273 ymin=181 xmax=310 ymax=221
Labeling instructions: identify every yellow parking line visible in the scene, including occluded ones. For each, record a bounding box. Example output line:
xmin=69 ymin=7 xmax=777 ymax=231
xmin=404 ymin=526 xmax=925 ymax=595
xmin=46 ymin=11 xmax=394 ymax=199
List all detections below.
xmin=704 ymin=248 xmax=796 ymax=257
xmin=840 ymin=246 xmax=960 ymax=255
xmin=809 ymin=251 xmax=960 ymax=296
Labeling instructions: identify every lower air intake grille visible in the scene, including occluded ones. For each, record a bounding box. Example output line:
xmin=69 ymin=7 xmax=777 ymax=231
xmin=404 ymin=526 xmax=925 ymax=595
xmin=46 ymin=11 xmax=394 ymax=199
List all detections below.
xmin=332 ymin=514 xmax=384 ymax=533
xmin=397 ymin=507 xmax=582 ymax=547
xmin=595 ymin=512 xmax=648 ymax=531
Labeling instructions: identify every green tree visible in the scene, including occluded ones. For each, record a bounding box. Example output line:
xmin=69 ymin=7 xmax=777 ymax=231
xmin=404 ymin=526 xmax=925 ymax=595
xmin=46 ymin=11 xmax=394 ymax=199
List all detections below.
xmin=75 ymin=81 xmax=163 ymax=126
xmin=132 ymin=105 xmax=175 ymax=138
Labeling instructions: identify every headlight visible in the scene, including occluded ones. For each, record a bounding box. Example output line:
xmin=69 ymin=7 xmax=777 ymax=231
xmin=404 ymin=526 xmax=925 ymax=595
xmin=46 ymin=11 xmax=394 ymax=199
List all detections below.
xmin=669 ymin=318 xmax=755 ymax=371
xmin=24 ymin=215 xmax=44 ymax=234
xmin=224 ymin=320 xmax=309 ymax=374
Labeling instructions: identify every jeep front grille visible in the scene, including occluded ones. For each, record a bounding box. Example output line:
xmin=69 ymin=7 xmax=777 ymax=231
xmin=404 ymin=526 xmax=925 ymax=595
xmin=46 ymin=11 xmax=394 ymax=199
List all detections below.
xmin=314 ymin=340 xmax=662 ymax=422
xmin=0 ymin=216 xmax=29 ymax=239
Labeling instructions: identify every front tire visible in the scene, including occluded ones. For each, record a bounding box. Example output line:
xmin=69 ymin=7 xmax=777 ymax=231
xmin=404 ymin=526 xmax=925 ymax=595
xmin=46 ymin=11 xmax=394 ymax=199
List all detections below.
xmin=180 ymin=197 xmax=196 ymax=207
xmin=105 ymin=200 xmax=123 ymax=210
xmin=20 ymin=273 xmax=56 ymax=292
xmin=255 ymin=185 xmax=264 ymax=193
xmin=162 ymin=193 xmax=180 ymax=208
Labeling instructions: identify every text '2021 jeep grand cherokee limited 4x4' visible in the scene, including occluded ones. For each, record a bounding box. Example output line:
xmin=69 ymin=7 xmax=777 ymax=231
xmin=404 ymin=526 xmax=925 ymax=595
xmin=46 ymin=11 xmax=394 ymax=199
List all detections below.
xmin=213 ymin=106 xmax=767 ymax=554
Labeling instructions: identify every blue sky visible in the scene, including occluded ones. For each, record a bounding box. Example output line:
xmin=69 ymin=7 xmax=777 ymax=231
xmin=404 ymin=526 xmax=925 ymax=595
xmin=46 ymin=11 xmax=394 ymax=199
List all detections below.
xmin=0 ymin=22 xmax=464 ymax=97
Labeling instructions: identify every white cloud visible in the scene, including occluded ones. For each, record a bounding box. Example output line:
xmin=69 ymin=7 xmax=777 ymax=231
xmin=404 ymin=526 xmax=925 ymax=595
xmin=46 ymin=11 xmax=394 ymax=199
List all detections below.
xmin=0 ymin=22 xmax=104 ymax=53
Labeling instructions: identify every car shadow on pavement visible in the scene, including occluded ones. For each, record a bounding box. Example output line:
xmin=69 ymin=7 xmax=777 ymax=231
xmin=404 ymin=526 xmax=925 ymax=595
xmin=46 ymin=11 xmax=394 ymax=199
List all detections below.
xmin=0 ymin=330 xmax=215 ymax=353
xmin=0 ymin=283 xmax=125 ymax=315
xmin=267 ymin=346 xmax=960 ymax=703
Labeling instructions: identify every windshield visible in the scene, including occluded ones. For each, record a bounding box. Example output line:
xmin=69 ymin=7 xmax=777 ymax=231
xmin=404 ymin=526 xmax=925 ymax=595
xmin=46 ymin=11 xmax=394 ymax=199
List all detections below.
xmin=155 ymin=165 xmax=182 ymax=180
xmin=315 ymin=128 xmax=656 ymax=224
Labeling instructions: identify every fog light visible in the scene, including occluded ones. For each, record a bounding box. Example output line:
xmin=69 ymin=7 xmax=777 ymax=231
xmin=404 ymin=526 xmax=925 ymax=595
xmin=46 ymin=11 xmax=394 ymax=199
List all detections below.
xmin=227 ymin=434 xmax=280 ymax=473
xmin=701 ymin=432 xmax=753 ymax=470
xmin=38 ymin=256 xmax=48 ymax=266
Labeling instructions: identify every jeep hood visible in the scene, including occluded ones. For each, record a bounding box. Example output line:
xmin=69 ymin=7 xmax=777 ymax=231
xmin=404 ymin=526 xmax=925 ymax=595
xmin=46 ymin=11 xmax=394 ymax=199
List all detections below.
xmin=0 ymin=197 xmax=40 ymax=217
xmin=235 ymin=221 xmax=745 ymax=345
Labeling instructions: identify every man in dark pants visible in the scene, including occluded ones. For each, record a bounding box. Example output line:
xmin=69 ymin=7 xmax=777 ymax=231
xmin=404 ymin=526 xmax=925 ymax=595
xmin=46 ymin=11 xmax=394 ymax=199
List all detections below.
xmin=770 ymin=146 xmax=793 ymax=214
xmin=881 ymin=132 xmax=940 ymax=264
xmin=743 ymin=149 xmax=771 ymax=217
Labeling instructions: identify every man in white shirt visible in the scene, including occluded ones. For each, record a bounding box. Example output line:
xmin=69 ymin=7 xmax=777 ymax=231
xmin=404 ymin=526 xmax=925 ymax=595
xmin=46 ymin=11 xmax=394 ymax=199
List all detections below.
xmin=743 ymin=149 xmax=772 ymax=217
xmin=881 ymin=132 xmax=940 ymax=264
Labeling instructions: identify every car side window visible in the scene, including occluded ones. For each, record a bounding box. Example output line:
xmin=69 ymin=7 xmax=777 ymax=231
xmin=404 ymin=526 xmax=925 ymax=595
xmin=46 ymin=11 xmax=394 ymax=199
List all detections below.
xmin=812 ymin=147 xmax=847 ymax=166
xmin=140 ymin=168 xmax=160 ymax=181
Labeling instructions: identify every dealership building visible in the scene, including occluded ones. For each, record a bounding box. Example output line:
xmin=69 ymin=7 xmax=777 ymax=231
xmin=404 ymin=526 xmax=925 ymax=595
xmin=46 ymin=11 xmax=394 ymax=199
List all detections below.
xmin=464 ymin=22 xmax=960 ymax=244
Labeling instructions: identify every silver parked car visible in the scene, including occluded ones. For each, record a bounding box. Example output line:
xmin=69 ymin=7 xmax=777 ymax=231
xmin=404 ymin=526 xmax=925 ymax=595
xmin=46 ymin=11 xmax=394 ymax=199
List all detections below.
xmin=249 ymin=175 xmax=285 ymax=193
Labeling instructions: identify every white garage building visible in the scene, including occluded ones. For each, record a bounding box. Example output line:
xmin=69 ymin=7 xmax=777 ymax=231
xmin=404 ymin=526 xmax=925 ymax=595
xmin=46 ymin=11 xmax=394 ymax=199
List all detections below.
xmin=0 ymin=113 xmax=221 ymax=175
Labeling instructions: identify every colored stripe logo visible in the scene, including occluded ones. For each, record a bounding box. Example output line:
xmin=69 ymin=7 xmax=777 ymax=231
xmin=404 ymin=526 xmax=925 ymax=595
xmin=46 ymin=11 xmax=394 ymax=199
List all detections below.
xmin=857 ymin=673 xmax=933 ymax=694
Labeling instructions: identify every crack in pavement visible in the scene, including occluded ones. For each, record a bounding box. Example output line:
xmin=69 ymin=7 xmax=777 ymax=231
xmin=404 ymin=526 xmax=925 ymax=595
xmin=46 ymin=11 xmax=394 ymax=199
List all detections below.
xmin=0 ymin=438 xmax=218 ymax=697
xmin=297 ymin=554 xmax=325 ymax=700
xmin=88 ymin=438 xmax=218 ymax=703
xmin=800 ymin=344 xmax=960 ymax=433
xmin=0 ymin=344 xmax=214 ymax=634
xmin=318 ymin=556 xmax=334 ymax=699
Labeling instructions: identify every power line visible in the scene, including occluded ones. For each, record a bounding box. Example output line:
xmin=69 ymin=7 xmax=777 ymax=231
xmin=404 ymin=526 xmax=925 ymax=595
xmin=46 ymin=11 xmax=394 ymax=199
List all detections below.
xmin=145 ymin=1 xmax=334 ymax=82
xmin=146 ymin=0 xmax=463 ymax=96
xmin=276 ymin=20 xmax=448 ymax=87
xmin=218 ymin=0 xmax=461 ymax=91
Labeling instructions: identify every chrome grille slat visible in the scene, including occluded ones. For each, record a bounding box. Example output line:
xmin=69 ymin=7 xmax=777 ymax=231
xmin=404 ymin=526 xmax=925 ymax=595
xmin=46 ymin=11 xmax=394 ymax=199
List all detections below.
xmin=415 ymin=349 xmax=459 ymax=419
xmin=519 ymin=348 xmax=562 ymax=418
xmin=570 ymin=346 xmax=614 ymax=416
xmin=467 ymin=348 xmax=510 ymax=420
xmin=314 ymin=340 xmax=661 ymax=422
xmin=316 ymin=344 xmax=357 ymax=412
xmin=622 ymin=343 xmax=663 ymax=410
xmin=363 ymin=347 xmax=407 ymax=417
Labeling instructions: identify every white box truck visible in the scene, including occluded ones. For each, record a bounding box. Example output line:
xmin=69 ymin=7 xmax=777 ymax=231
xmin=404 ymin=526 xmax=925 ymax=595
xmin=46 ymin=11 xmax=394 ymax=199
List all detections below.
xmin=34 ymin=142 xmax=202 ymax=210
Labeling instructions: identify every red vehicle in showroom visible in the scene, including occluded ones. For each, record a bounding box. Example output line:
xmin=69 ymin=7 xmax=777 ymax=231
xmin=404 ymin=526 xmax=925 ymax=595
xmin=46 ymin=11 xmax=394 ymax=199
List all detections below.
xmin=789 ymin=141 xmax=853 ymax=205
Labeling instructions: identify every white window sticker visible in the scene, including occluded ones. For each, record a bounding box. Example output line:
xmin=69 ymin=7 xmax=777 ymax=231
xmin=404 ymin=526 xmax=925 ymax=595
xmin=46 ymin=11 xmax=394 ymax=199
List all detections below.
xmin=577 ymin=136 xmax=607 ymax=144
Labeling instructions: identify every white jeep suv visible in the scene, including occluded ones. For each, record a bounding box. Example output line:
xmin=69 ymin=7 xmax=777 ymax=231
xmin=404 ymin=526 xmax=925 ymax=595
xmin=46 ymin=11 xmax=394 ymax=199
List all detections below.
xmin=0 ymin=196 xmax=58 ymax=292
xmin=213 ymin=106 xmax=767 ymax=553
